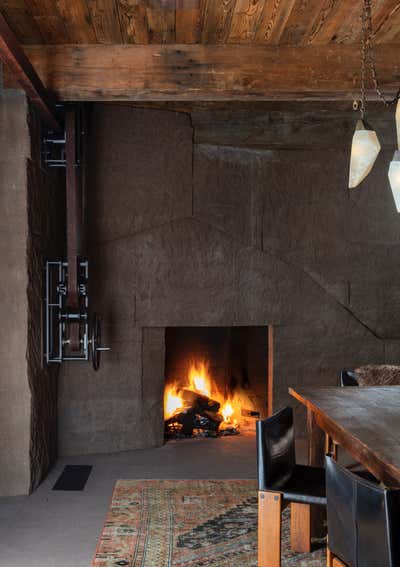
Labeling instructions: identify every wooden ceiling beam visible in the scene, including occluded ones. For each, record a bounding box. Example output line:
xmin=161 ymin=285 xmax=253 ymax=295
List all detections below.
xmin=21 ymin=43 xmax=400 ymax=102
xmin=0 ymin=13 xmax=61 ymax=130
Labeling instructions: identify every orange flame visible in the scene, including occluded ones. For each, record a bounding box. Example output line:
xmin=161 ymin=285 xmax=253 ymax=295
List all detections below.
xmin=189 ymin=361 xmax=211 ymax=397
xmin=221 ymin=401 xmax=234 ymax=422
xmin=164 ymin=387 xmax=183 ymax=419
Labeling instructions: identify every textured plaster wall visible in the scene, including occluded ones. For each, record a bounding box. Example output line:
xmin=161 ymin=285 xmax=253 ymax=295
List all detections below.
xmin=0 ymin=84 xmax=64 ymax=496
xmin=59 ymin=104 xmax=400 ymax=456
xmin=27 ymin=108 xmax=65 ymax=492
xmin=0 ymin=90 xmax=30 ymax=496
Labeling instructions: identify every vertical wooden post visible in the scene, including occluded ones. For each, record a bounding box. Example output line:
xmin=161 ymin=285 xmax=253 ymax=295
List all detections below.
xmin=290 ymin=502 xmax=311 ymax=552
xmin=307 ymin=407 xmax=326 ymax=538
xmin=267 ymin=325 xmax=274 ymax=417
xmin=258 ymin=491 xmax=281 ymax=567
xmin=290 ymin=410 xmax=326 ymax=550
xmin=307 ymin=407 xmax=325 ymax=467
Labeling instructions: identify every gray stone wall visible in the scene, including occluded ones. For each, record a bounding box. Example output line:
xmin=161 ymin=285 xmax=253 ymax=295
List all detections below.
xmin=59 ymin=104 xmax=400 ymax=456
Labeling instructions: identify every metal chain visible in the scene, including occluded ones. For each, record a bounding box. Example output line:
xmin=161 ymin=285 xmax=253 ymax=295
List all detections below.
xmin=362 ymin=0 xmax=400 ymax=108
xmin=360 ymin=0 xmax=367 ymax=118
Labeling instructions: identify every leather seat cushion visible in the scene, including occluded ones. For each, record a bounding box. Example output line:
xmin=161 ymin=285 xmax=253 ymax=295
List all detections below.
xmin=281 ymin=464 xmax=326 ymax=505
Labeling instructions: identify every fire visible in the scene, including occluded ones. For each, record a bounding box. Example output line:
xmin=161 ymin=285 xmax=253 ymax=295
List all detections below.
xmin=189 ymin=361 xmax=211 ymax=397
xmin=164 ymin=387 xmax=183 ymax=419
xmin=221 ymin=401 xmax=234 ymax=422
xmin=164 ymin=359 xmax=253 ymax=432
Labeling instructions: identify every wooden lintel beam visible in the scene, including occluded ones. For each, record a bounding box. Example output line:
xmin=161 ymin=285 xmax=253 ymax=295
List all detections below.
xmin=21 ymin=43 xmax=400 ymax=102
xmin=0 ymin=13 xmax=61 ymax=130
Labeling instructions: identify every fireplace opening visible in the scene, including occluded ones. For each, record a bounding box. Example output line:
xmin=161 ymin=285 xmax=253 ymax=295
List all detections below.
xmin=164 ymin=326 xmax=269 ymax=440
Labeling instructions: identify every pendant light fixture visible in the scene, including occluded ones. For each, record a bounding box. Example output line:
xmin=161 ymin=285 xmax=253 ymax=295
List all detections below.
xmin=388 ymin=101 xmax=400 ymax=212
xmin=349 ymin=120 xmax=381 ymax=189
xmin=348 ymin=0 xmax=381 ymax=189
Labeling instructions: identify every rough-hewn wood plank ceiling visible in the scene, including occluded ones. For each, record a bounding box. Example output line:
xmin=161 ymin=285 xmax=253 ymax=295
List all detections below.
xmin=1 ymin=0 xmax=400 ymax=46
xmin=1 ymin=1 xmax=399 ymax=101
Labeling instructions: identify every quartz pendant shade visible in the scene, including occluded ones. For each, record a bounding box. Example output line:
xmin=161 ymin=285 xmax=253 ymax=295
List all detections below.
xmin=388 ymin=150 xmax=400 ymax=212
xmin=348 ymin=119 xmax=381 ymax=188
xmin=396 ymin=99 xmax=400 ymax=149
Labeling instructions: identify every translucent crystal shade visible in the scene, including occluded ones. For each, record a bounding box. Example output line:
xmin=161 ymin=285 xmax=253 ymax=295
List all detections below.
xmin=348 ymin=120 xmax=381 ymax=189
xmin=396 ymin=100 xmax=400 ymax=149
xmin=388 ymin=150 xmax=400 ymax=212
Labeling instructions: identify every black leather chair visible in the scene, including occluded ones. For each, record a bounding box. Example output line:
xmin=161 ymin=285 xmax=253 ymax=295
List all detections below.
xmin=340 ymin=370 xmax=359 ymax=387
xmin=257 ymin=406 xmax=326 ymax=566
xmin=325 ymin=456 xmax=400 ymax=567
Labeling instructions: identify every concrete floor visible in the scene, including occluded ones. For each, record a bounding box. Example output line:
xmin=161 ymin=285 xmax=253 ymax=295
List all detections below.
xmin=0 ymin=434 xmax=267 ymax=567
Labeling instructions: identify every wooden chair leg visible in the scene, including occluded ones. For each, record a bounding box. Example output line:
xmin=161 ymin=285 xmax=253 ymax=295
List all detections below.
xmin=290 ymin=502 xmax=311 ymax=553
xmin=327 ymin=546 xmax=347 ymax=567
xmin=258 ymin=491 xmax=282 ymax=567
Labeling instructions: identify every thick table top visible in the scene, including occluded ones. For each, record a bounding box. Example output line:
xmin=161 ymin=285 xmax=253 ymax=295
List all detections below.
xmin=289 ymin=386 xmax=400 ymax=486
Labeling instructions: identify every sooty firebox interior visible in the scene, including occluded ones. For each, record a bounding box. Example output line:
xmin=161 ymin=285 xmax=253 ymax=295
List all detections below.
xmin=164 ymin=326 xmax=268 ymax=439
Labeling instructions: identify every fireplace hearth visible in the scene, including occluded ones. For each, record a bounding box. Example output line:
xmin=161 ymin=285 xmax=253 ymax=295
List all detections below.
xmin=164 ymin=326 xmax=269 ymax=440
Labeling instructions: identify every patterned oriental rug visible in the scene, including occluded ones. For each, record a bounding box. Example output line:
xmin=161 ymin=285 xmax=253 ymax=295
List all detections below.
xmin=91 ymin=479 xmax=325 ymax=567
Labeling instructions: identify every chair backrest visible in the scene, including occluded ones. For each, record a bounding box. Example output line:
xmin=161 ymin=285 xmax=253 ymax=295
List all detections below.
xmin=325 ymin=456 xmax=400 ymax=567
xmin=256 ymin=406 xmax=295 ymax=491
xmin=340 ymin=370 xmax=359 ymax=387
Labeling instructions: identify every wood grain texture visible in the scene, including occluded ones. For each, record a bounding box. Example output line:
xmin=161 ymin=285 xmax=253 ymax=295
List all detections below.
xmin=373 ymin=0 xmax=400 ymax=43
xmin=22 ymin=43 xmax=400 ymax=101
xmin=278 ymin=0 xmax=326 ymax=45
xmin=117 ymin=0 xmax=149 ymax=44
xmin=201 ymin=0 xmax=237 ymax=43
xmin=1 ymin=0 xmax=399 ymax=46
xmin=27 ymin=0 xmax=70 ymax=43
xmin=258 ymin=491 xmax=281 ymax=567
xmin=290 ymin=502 xmax=311 ymax=553
xmin=227 ymin=0 xmax=265 ymax=43
xmin=176 ymin=0 xmax=201 ymax=43
xmin=290 ymin=386 xmax=400 ymax=486
xmin=55 ymin=0 xmax=96 ymax=43
xmin=0 ymin=0 xmax=43 ymax=43
xmin=255 ymin=0 xmax=298 ymax=44
xmin=306 ymin=0 xmax=361 ymax=45
xmin=146 ymin=0 xmax=175 ymax=44
xmin=86 ymin=0 xmax=123 ymax=43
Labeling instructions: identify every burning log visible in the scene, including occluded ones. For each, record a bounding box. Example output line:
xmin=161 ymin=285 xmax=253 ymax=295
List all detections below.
xmin=164 ymin=389 xmax=241 ymax=439
xmin=194 ymin=410 xmax=223 ymax=431
xmin=180 ymin=389 xmax=220 ymax=413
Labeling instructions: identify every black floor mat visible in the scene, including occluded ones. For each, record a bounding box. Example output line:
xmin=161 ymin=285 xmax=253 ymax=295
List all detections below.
xmin=52 ymin=465 xmax=92 ymax=491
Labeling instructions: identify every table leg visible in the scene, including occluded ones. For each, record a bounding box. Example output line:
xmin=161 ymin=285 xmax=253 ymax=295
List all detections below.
xmin=307 ymin=407 xmax=325 ymax=466
xmin=307 ymin=408 xmax=327 ymax=539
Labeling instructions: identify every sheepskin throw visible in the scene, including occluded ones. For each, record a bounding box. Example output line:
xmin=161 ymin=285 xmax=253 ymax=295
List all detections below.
xmin=354 ymin=365 xmax=400 ymax=386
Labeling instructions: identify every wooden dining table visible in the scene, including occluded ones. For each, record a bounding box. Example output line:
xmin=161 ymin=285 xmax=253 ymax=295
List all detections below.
xmin=289 ymin=385 xmax=400 ymax=486
xmin=287 ymin=385 xmax=400 ymax=556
